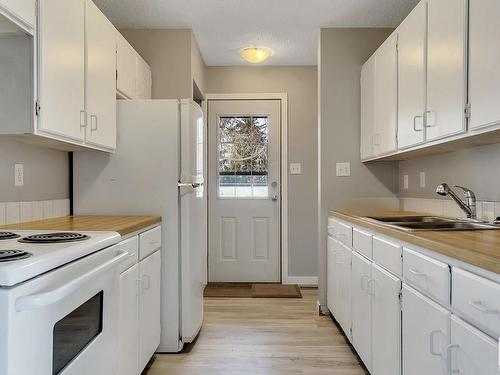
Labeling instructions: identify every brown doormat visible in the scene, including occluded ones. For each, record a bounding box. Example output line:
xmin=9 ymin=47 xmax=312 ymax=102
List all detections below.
xmin=204 ymin=283 xmax=302 ymax=298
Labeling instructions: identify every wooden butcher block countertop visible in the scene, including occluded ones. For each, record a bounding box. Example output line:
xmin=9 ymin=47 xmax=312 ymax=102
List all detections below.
xmin=331 ymin=210 xmax=500 ymax=275
xmin=1 ymin=216 xmax=161 ymax=236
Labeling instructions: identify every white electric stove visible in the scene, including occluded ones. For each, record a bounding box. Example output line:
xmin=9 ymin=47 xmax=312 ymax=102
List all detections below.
xmin=0 ymin=229 xmax=126 ymax=375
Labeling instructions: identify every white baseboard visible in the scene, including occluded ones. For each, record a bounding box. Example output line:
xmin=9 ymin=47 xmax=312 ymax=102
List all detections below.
xmin=284 ymin=276 xmax=318 ymax=286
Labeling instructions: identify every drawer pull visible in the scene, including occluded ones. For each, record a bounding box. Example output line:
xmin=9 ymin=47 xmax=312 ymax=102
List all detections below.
xmin=409 ymin=268 xmax=427 ymax=277
xmin=429 ymin=329 xmax=443 ymax=357
xmin=469 ymin=300 xmax=499 ymax=314
xmin=446 ymin=344 xmax=460 ymax=374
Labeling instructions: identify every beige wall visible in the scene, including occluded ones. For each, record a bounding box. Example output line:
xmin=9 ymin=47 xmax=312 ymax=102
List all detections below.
xmin=318 ymin=28 xmax=399 ymax=306
xmin=207 ymin=66 xmax=319 ymax=278
xmin=399 ymin=143 xmax=500 ymax=201
xmin=121 ymin=29 xmax=206 ymax=99
xmin=0 ymin=139 xmax=69 ymax=202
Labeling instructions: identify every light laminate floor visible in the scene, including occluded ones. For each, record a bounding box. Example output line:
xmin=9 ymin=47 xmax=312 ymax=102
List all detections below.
xmin=144 ymin=289 xmax=366 ymax=375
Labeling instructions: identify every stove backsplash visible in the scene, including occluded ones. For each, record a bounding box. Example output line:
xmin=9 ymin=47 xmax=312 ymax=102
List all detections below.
xmin=0 ymin=139 xmax=70 ymax=224
xmin=0 ymin=199 xmax=70 ymax=225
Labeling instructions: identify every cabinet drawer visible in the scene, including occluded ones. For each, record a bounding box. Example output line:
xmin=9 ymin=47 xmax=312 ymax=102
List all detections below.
xmin=372 ymin=237 xmax=402 ymax=276
xmin=353 ymin=228 xmax=372 ymax=259
xmin=139 ymin=226 xmax=162 ymax=260
xmin=119 ymin=236 xmax=139 ymax=273
xmin=403 ymin=248 xmax=450 ymax=305
xmin=327 ymin=218 xmax=352 ymax=247
xmin=452 ymin=268 xmax=500 ymax=338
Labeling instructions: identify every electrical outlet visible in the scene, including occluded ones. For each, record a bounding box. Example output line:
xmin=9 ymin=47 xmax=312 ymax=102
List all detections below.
xmin=403 ymin=175 xmax=409 ymax=190
xmin=419 ymin=172 xmax=426 ymax=188
xmin=14 ymin=164 xmax=24 ymax=186
xmin=336 ymin=162 xmax=351 ymax=177
xmin=290 ymin=163 xmax=302 ymax=175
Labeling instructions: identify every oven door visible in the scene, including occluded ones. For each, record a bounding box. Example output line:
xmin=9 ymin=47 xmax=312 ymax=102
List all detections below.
xmin=5 ymin=245 xmax=127 ymax=375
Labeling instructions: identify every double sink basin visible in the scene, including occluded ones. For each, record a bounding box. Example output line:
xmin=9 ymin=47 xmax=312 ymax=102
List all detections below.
xmin=365 ymin=215 xmax=500 ymax=232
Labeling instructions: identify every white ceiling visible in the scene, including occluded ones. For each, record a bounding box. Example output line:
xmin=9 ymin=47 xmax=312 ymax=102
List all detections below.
xmin=93 ymin=0 xmax=419 ymax=66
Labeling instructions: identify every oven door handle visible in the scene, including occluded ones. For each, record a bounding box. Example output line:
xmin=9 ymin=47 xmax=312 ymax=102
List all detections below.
xmin=15 ymin=250 xmax=128 ymax=312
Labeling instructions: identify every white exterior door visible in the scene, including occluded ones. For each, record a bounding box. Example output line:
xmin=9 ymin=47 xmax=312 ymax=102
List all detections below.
xmin=371 ymin=264 xmax=401 ymax=375
xmin=402 ymin=285 xmax=449 ymax=375
xmin=208 ymin=99 xmax=281 ymax=282
xmin=351 ymin=251 xmax=372 ymax=370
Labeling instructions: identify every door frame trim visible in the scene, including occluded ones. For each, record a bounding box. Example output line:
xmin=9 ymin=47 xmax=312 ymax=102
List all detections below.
xmin=204 ymin=93 xmax=289 ymax=283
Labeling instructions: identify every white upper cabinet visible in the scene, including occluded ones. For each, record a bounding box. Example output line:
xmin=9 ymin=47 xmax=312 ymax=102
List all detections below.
xmin=360 ymin=55 xmax=375 ymax=160
xmin=116 ymin=33 xmax=137 ymax=99
xmin=85 ymin=0 xmax=117 ymax=150
xmin=136 ymin=55 xmax=152 ymax=99
xmin=374 ymin=34 xmax=397 ymax=155
xmin=0 ymin=0 xmax=35 ymax=30
xmin=37 ymin=0 xmax=86 ymax=143
xmin=468 ymin=0 xmax=500 ymax=130
xmin=425 ymin=0 xmax=467 ymax=141
xmin=116 ymin=32 xmax=152 ymax=100
xmin=397 ymin=1 xmax=427 ymax=149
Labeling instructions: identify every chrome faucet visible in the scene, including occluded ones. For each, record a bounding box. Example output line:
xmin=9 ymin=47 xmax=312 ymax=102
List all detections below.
xmin=436 ymin=183 xmax=477 ymax=220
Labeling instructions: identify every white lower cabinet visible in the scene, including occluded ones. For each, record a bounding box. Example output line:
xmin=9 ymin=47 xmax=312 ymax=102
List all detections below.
xmin=402 ymin=285 xmax=449 ymax=375
xmin=327 ymin=236 xmax=352 ymax=340
xmin=326 ymin=236 xmax=337 ymax=315
xmin=351 ymin=251 xmax=372 ymax=370
xmin=138 ymin=250 xmax=161 ymax=371
xmin=371 ymin=264 xmax=401 ymax=375
xmin=119 ymin=263 xmax=140 ymax=375
xmin=449 ymin=315 xmax=499 ymax=375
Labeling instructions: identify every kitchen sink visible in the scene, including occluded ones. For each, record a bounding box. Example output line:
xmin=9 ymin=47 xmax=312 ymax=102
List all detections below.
xmin=366 ymin=215 xmax=452 ymax=223
xmin=365 ymin=215 xmax=500 ymax=231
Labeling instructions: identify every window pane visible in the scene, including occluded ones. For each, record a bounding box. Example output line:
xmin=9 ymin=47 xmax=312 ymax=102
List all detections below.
xmin=218 ymin=116 xmax=269 ymax=199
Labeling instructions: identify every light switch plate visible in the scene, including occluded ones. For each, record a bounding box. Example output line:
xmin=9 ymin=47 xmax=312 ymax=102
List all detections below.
xmin=403 ymin=175 xmax=409 ymax=190
xmin=14 ymin=164 xmax=24 ymax=186
xmin=419 ymin=172 xmax=426 ymax=188
xmin=336 ymin=162 xmax=351 ymax=177
xmin=290 ymin=163 xmax=302 ymax=175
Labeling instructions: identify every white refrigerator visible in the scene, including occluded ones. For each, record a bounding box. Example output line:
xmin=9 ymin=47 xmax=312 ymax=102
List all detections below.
xmin=73 ymin=99 xmax=206 ymax=352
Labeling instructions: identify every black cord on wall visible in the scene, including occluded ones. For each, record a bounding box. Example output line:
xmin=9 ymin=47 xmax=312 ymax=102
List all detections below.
xmin=69 ymin=152 xmax=73 ymax=216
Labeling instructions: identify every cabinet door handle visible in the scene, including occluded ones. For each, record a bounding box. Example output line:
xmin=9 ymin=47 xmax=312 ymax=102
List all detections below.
xmin=408 ymin=268 xmax=427 ymax=277
xmin=424 ymin=110 xmax=436 ymax=127
xmin=429 ymin=329 xmax=443 ymax=357
xmin=80 ymin=110 xmax=87 ymax=128
xmin=142 ymin=274 xmax=151 ymax=290
xmin=367 ymin=279 xmax=376 ymax=295
xmin=413 ymin=115 xmax=424 ymax=132
xmin=469 ymin=300 xmax=499 ymax=314
xmin=90 ymin=115 xmax=98 ymax=132
xmin=361 ymin=275 xmax=370 ymax=291
xmin=446 ymin=344 xmax=460 ymax=374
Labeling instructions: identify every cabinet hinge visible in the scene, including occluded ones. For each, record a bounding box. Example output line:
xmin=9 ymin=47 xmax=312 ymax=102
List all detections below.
xmin=398 ymin=291 xmax=403 ymax=307
xmin=116 ymin=69 xmax=118 ymax=82
xmin=35 ymin=100 xmax=40 ymax=116
xmin=465 ymin=103 xmax=471 ymax=119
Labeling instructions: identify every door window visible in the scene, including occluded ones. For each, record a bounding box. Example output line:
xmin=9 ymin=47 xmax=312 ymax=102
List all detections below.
xmin=52 ymin=292 xmax=103 ymax=374
xmin=218 ymin=116 xmax=269 ymax=198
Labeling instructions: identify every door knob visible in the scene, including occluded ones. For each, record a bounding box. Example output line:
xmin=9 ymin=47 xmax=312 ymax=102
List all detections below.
xmin=271 ymin=194 xmax=279 ymax=201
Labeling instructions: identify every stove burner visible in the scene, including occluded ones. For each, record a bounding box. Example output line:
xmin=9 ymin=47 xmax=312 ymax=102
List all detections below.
xmin=0 ymin=250 xmax=32 ymax=262
xmin=0 ymin=232 xmax=20 ymax=240
xmin=19 ymin=232 xmax=90 ymax=244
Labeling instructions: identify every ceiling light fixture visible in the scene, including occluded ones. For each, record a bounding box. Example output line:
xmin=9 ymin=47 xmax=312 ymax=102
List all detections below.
xmin=240 ymin=47 xmax=273 ymax=64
